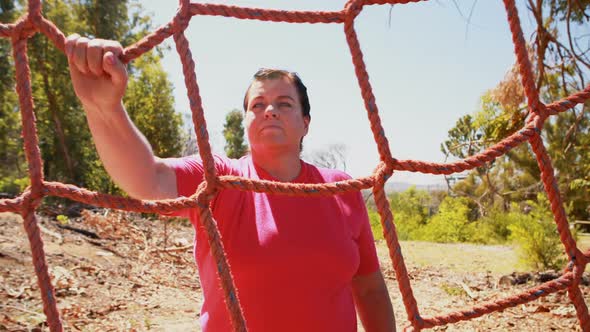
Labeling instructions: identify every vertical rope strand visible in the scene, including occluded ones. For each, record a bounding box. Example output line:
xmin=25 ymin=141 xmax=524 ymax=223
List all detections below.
xmin=343 ymin=9 xmax=394 ymax=164
xmin=373 ymin=177 xmax=423 ymax=330
xmin=172 ymin=30 xmax=218 ymax=189
xmin=12 ymin=35 xmax=44 ymax=191
xmin=22 ymin=211 xmax=63 ymax=332
xmin=502 ymin=0 xmax=542 ymax=114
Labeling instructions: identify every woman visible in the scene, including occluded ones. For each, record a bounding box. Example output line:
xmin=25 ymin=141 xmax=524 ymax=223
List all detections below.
xmin=65 ymin=34 xmax=396 ymax=332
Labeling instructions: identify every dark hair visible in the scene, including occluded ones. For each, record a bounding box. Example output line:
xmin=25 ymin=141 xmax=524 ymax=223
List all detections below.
xmin=242 ymin=68 xmax=311 ymax=119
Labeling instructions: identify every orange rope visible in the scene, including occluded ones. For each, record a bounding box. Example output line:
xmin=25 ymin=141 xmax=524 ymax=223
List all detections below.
xmin=1 ymin=1 xmax=589 ymax=331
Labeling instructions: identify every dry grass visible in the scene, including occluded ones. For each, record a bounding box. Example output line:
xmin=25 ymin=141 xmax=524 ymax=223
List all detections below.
xmin=376 ymin=240 xmax=521 ymax=275
xmin=374 ymin=232 xmax=590 ymax=275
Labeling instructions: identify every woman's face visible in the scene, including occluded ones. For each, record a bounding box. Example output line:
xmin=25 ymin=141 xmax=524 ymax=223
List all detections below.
xmin=244 ymin=78 xmax=310 ymax=153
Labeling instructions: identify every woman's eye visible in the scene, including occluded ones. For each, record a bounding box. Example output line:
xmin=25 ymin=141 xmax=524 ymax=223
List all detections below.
xmin=279 ymin=102 xmax=292 ymax=108
xmin=252 ymin=103 xmax=264 ymax=109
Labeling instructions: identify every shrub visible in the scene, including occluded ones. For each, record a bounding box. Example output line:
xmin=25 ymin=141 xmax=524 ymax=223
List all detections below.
xmin=367 ymin=207 xmax=429 ymax=242
xmin=469 ymin=207 xmax=516 ymax=244
xmin=507 ymin=195 xmax=567 ymax=270
xmin=421 ymin=196 xmax=473 ymax=243
xmin=0 ymin=176 xmax=29 ymax=195
xmin=389 ymin=187 xmax=433 ymax=240
xmin=368 ymin=209 xmax=384 ymax=241
xmin=394 ymin=211 xmax=428 ymax=241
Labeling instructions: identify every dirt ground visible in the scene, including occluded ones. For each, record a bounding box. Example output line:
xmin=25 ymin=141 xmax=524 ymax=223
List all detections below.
xmin=1 ymin=210 xmax=588 ymax=331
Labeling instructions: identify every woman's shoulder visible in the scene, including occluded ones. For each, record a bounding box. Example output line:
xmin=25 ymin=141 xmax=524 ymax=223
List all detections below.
xmin=303 ymin=163 xmax=365 ymax=206
xmin=172 ymin=153 xmax=248 ymax=177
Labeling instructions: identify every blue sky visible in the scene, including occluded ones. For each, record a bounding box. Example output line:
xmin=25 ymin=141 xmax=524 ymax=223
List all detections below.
xmin=139 ymin=0 xmax=534 ymax=185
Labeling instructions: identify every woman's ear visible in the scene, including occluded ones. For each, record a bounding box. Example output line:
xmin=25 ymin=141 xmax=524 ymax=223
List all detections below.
xmin=303 ymin=115 xmax=311 ymax=135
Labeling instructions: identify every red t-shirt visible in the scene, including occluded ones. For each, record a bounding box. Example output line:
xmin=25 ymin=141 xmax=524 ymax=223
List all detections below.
xmin=167 ymin=154 xmax=379 ymax=332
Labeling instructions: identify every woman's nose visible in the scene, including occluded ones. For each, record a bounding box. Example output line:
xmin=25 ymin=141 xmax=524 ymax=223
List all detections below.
xmin=264 ymin=104 xmax=279 ymax=119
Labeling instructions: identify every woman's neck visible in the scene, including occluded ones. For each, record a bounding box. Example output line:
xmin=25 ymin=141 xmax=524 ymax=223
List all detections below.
xmin=251 ymin=147 xmax=301 ymax=182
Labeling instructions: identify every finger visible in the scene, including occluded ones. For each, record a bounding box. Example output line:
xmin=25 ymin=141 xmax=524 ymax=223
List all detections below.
xmin=72 ymin=37 xmax=90 ymax=74
xmin=87 ymin=39 xmax=105 ymax=76
xmin=102 ymin=41 xmax=126 ymax=85
xmin=102 ymin=51 xmax=128 ymax=88
xmin=103 ymin=40 xmax=124 ymax=64
xmin=64 ymin=33 xmax=80 ymax=59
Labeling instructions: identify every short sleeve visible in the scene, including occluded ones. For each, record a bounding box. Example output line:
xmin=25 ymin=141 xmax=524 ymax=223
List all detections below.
xmin=161 ymin=154 xmax=236 ymax=218
xmin=354 ymin=192 xmax=380 ymax=276
xmin=171 ymin=156 xmax=205 ymax=198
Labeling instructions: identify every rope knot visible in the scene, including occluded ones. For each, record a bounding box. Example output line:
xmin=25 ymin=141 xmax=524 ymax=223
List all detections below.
xmin=178 ymin=0 xmax=191 ymax=18
xmin=195 ymin=181 xmax=220 ymax=208
xmin=11 ymin=17 xmax=37 ymax=41
xmin=344 ymin=0 xmax=365 ymax=20
xmin=373 ymin=161 xmax=394 ymax=187
xmin=526 ymin=113 xmax=547 ymax=138
xmin=171 ymin=16 xmax=190 ymax=35
xmin=172 ymin=1 xmax=191 ymax=34
xmin=19 ymin=186 xmax=44 ymax=215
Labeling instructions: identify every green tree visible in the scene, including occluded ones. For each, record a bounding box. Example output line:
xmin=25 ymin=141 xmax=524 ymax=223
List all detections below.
xmin=0 ymin=0 xmax=27 ymax=194
xmin=442 ymin=1 xmax=590 ymax=220
xmin=388 ymin=186 xmax=435 ymax=240
xmin=421 ymin=196 xmax=473 ymax=243
xmin=223 ymin=109 xmax=248 ymax=159
xmin=0 ymin=0 xmax=184 ymax=196
xmin=125 ymin=53 xmax=183 ymax=158
xmin=441 ymin=87 xmax=539 ymax=217
xmin=515 ymin=1 xmax=589 ymax=220
xmin=508 ymin=195 xmax=567 ymax=270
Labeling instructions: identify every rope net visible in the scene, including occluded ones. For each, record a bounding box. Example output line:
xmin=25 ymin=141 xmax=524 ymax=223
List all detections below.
xmin=1 ymin=0 xmax=589 ymax=331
